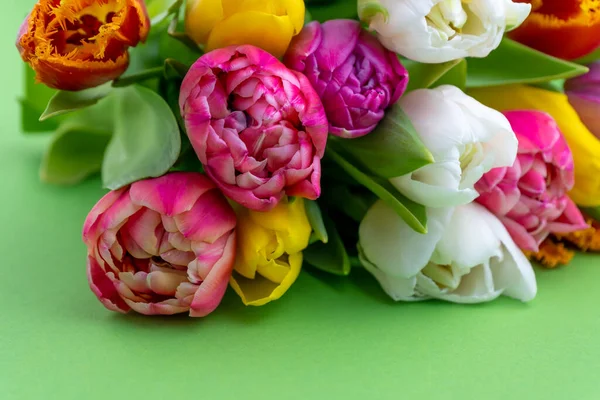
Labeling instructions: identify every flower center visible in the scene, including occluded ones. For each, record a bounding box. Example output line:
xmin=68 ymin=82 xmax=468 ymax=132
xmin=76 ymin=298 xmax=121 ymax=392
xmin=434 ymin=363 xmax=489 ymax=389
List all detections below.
xmin=426 ymin=0 xmax=469 ymax=39
xmin=422 ymin=263 xmax=462 ymax=290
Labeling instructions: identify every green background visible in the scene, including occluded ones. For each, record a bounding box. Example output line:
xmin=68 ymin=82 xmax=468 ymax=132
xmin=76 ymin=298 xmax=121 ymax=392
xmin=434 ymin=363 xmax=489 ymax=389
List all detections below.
xmin=2 ymin=2 xmax=599 ymax=399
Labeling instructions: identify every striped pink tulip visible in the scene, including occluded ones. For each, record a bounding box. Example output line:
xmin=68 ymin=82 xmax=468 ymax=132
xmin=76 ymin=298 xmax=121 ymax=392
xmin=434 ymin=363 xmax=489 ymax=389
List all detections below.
xmin=475 ymin=111 xmax=587 ymax=252
xmin=83 ymin=173 xmax=237 ymax=317
xmin=179 ymin=45 xmax=328 ymax=211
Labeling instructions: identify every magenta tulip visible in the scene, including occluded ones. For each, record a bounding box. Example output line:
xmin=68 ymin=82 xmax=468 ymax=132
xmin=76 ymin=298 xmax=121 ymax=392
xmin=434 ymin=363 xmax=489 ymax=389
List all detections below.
xmin=284 ymin=19 xmax=408 ymax=139
xmin=565 ymin=61 xmax=600 ymax=139
xmin=83 ymin=173 xmax=237 ymax=317
xmin=179 ymin=45 xmax=328 ymax=211
xmin=475 ymin=111 xmax=587 ymax=252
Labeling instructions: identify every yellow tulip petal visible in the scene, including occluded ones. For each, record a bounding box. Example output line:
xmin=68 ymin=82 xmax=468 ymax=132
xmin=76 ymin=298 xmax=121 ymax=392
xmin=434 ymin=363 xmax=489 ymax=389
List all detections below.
xmin=206 ymin=11 xmax=295 ymax=58
xmin=221 ymin=0 xmax=304 ymax=34
xmin=469 ymin=85 xmax=600 ymax=207
xmin=185 ymin=0 xmax=225 ymax=45
xmin=233 ymin=211 xmax=273 ymax=279
xmin=257 ymin=259 xmax=290 ymax=284
xmin=230 ymin=253 xmax=302 ymax=306
xmin=278 ymin=0 xmax=305 ymax=34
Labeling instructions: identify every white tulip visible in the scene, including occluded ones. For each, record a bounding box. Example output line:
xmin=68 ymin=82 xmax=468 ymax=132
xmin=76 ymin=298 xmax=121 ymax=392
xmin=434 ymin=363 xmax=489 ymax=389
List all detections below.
xmin=359 ymin=201 xmax=537 ymax=303
xmin=358 ymin=0 xmax=531 ymax=63
xmin=391 ymin=85 xmax=518 ymax=208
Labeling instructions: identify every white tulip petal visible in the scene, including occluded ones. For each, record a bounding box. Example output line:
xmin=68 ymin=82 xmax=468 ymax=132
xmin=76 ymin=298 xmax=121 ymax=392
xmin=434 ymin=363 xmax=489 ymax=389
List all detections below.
xmin=359 ymin=201 xmax=453 ymax=279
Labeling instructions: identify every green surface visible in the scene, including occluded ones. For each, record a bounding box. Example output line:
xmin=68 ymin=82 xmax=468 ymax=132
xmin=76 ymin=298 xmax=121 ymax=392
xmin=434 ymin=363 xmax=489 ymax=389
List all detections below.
xmin=2 ymin=2 xmax=600 ymax=400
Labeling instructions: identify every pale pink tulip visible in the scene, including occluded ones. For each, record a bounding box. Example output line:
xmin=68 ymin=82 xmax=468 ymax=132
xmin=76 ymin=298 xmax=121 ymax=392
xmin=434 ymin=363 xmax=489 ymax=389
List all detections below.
xmin=179 ymin=45 xmax=328 ymax=211
xmin=475 ymin=111 xmax=587 ymax=252
xmin=83 ymin=173 xmax=237 ymax=317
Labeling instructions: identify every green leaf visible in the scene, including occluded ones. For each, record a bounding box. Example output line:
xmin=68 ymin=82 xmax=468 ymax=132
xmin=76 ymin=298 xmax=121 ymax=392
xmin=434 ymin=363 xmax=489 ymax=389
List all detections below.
xmin=303 ymin=214 xmax=351 ymax=276
xmin=305 ymin=200 xmax=329 ymax=244
xmin=332 ymin=105 xmax=434 ymax=178
xmin=322 ymin=185 xmax=375 ymax=222
xmin=467 ymin=39 xmax=589 ymax=88
xmin=147 ymin=0 xmax=183 ymax=21
xmin=20 ymin=65 xmax=59 ymax=133
xmin=326 ymin=148 xmax=427 ymax=234
xmin=40 ymin=83 xmax=113 ymax=121
xmin=432 ymin=59 xmax=467 ymax=90
xmin=308 ymin=0 xmax=358 ymax=22
xmin=575 ymin=47 xmax=600 ymax=66
xmin=102 ymin=85 xmax=181 ymax=190
xmin=580 ymin=207 xmax=600 ymax=223
xmin=404 ymin=58 xmax=463 ymax=92
xmin=40 ymin=99 xmax=115 ymax=185
xmin=112 ymin=67 xmax=164 ymax=87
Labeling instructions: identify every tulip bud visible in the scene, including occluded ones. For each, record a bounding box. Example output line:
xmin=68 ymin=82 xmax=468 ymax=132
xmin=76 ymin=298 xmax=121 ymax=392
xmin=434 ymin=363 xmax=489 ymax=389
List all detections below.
xmin=185 ymin=0 xmax=305 ymax=58
xmin=509 ymin=0 xmax=600 ymax=60
xmin=475 ymin=111 xmax=588 ymax=252
xmin=284 ymin=19 xmax=408 ymax=138
xmin=229 ymin=198 xmax=312 ymax=306
xmin=83 ymin=173 xmax=237 ymax=317
xmin=565 ymin=61 xmax=600 ymax=140
xmin=17 ymin=0 xmax=150 ymax=91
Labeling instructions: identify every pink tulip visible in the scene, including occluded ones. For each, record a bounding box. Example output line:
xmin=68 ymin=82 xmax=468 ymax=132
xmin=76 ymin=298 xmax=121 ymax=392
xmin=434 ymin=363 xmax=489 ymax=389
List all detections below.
xmin=83 ymin=173 xmax=237 ymax=317
xmin=565 ymin=61 xmax=600 ymax=139
xmin=475 ymin=111 xmax=587 ymax=252
xmin=284 ymin=19 xmax=408 ymax=139
xmin=179 ymin=45 xmax=328 ymax=211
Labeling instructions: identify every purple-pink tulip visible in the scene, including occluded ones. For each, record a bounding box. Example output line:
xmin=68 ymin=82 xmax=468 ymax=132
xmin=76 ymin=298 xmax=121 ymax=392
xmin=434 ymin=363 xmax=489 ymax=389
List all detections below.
xmin=179 ymin=45 xmax=328 ymax=211
xmin=284 ymin=19 xmax=408 ymax=139
xmin=475 ymin=111 xmax=587 ymax=252
xmin=565 ymin=61 xmax=600 ymax=139
xmin=83 ymin=173 xmax=237 ymax=317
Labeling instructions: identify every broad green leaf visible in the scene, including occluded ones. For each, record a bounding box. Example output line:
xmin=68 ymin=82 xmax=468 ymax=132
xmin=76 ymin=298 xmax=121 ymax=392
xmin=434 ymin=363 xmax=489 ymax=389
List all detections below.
xmin=147 ymin=0 xmax=183 ymax=21
xmin=112 ymin=67 xmax=164 ymax=87
xmin=322 ymin=185 xmax=375 ymax=222
xmin=303 ymin=214 xmax=351 ymax=276
xmin=580 ymin=207 xmax=600 ymax=222
xmin=20 ymin=65 xmax=59 ymax=133
xmin=40 ymin=83 xmax=112 ymax=121
xmin=467 ymin=39 xmax=589 ymax=88
xmin=404 ymin=58 xmax=462 ymax=92
xmin=432 ymin=59 xmax=467 ymax=90
xmin=305 ymin=200 xmax=329 ymax=244
xmin=326 ymin=148 xmax=427 ymax=234
xmin=41 ymin=99 xmax=115 ymax=185
xmin=102 ymin=85 xmax=181 ymax=190
xmin=575 ymin=47 xmax=600 ymax=66
xmin=308 ymin=0 xmax=358 ymax=22
xmin=332 ymin=105 xmax=434 ymax=178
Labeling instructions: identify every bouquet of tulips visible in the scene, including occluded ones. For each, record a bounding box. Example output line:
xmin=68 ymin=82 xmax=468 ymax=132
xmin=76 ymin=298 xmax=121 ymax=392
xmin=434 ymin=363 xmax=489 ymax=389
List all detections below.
xmin=15 ymin=0 xmax=600 ymax=316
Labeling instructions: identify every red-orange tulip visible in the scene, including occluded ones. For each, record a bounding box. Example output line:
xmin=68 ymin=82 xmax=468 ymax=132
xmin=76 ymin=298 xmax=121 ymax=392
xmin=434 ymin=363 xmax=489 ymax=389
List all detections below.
xmin=509 ymin=0 xmax=600 ymax=60
xmin=17 ymin=0 xmax=150 ymax=91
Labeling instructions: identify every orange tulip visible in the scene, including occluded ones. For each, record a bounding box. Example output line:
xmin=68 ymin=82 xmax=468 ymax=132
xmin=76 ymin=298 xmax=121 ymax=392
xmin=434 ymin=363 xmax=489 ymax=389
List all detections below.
xmin=509 ymin=0 xmax=600 ymax=60
xmin=17 ymin=0 xmax=150 ymax=91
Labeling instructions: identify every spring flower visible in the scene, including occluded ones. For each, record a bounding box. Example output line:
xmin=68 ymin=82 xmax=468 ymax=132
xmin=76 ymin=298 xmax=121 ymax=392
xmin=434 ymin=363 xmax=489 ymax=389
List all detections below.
xmin=565 ymin=61 xmax=600 ymax=139
xmin=17 ymin=0 xmax=150 ymax=91
xmin=284 ymin=19 xmax=409 ymax=138
xmin=229 ymin=198 xmax=311 ymax=306
xmin=390 ymin=85 xmax=518 ymax=208
xmin=83 ymin=173 xmax=237 ymax=317
xmin=475 ymin=111 xmax=587 ymax=252
xmin=184 ymin=0 xmax=305 ymax=59
xmin=359 ymin=201 xmax=537 ymax=303
xmin=358 ymin=0 xmax=531 ymax=63
xmin=469 ymin=85 xmax=600 ymax=207
xmin=509 ymin=0 xmax=600 ymax=60
xmin=179 ymin=45 xmax=328 ymax=211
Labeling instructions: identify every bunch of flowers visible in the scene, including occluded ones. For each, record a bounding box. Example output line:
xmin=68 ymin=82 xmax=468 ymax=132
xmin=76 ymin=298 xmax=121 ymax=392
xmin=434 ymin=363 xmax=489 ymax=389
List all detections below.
xmin=15 ymin=0 xmax=600 ymax=316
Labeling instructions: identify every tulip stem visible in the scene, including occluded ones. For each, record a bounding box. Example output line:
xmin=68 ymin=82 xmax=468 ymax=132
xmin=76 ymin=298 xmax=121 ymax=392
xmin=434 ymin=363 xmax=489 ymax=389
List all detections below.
xmin=112 ymin=67 xmax=165 ymax=88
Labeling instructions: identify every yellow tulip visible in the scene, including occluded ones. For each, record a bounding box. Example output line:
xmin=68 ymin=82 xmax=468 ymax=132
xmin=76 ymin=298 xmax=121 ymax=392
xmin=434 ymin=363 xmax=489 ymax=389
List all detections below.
xmin=469 ymin=85 xmax=600 ymax=207
xmin=184 ymin=0 xmax=305 ymax=58
xmin=230 ymin=198 xmax=312 ymax=306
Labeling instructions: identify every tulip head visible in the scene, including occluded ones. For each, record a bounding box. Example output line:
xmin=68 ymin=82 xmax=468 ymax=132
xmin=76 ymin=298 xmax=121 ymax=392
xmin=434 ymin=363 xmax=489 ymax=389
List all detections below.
xmin=17 ymin=0 xmax=150 ymax=91
xmin=83 ymin=173 xmax=237 ymax=317
xmin=390 ymin=85 xmax=518 ymax=208
xmin=358 ymin=0 xmax=531 ymax=63
xmin=359 ymin=201 xmax=537 ymax=303
xmin=230 ymin=198 xmax=312 ymax=306
xmin=509 ymin=0 xmax=600 ymax=60
xmin=179 ymin=45 xmax=328 ymax=211
xmin=565 ymin=61 xmax=600 ymax=139
xmin=475 ymin=111 xmax=587 ymax=252
xmin=185 ymin=0 xmax=305 ymax=58
xmin=469 ymin=85 xmax=600 ymax=208
xmin=284 ymin=20 xmax=409 ymax=138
